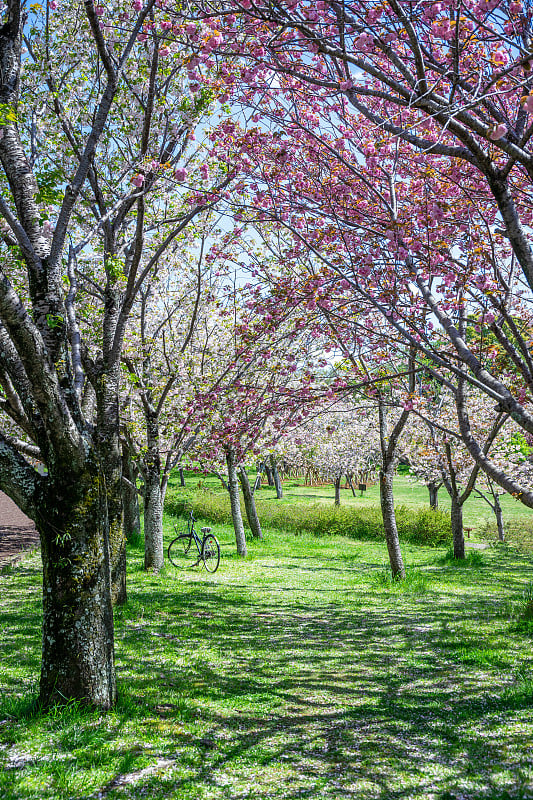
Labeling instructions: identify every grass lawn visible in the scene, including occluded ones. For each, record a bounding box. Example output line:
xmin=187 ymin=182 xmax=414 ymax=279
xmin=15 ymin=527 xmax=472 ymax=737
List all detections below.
xmin=171 ymin=470 xmax=533 ymax=550
xmin=1 ymin=509 xmax=533 ymax=799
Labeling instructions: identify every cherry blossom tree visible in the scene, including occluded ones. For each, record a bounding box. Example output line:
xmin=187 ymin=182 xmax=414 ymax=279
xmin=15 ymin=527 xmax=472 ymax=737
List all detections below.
xmin=171 ymin=0 xmax=533 ymax=512
xmin=121 ymin=229 xmax=220 ymax=571
xmin=0 ymin=0 xmax=233 ymax=708
xmin=403 ymin=381 xmax=533 ymax=553
xmin=187 ymin=304 xmax=325 ymax=555
xmin=275 ymin=408 xmax=380 ymax=504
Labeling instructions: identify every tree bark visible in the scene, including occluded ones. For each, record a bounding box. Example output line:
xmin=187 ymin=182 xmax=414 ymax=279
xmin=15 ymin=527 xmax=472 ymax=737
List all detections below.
xmin=270 ymin=454 xmax=283 ymax=499
xmin=122 ymin=447 xmax=140 ymax=543
xmin=450 ymin=493 xmax=466 ymax=559
xmin=379 ymin=464 xmax=406 ymax=579
xmin=239 ymin=466 xmax=263 ymax=539
xmin=428 ymin=482 xmax=439 ymax=510
xmin=143 ymin=471 xmax=164 ymax=571
xmin=38 ymin=466 xmax=116 ymax=709
xmin=226 ymin=448 xmax=247 ymax=556
xmin=143 ymin=413 xmax=164 ymax=572
xmin=334 ymin=474 xmax=341 ymax=506
xmin=179 ymin=467 xmax=185 ymax=487
xmin=253 ymin=462 xmax=263 ymax=491
xmin=264 ymin=460 xmax=274 ymax=486
xmin=494 ymin=494 xmax=505 ymax=542
xmin=377 ymin=395 xmax=409 ymax=579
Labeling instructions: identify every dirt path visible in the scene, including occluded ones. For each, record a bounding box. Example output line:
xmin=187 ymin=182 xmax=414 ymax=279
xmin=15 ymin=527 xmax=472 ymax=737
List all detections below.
xmin=0 ymin=492 xmax=39 ymax=570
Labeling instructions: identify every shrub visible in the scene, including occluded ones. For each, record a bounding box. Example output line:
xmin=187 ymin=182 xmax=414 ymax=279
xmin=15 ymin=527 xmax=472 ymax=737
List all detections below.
xmin=164 ymin=490 xmax=195 ymax=519
xmin=400 ymin=506 xmax=452 ymax=546
xmin=164 ymin=488 xmax=452 ymax=546
xmin=482 ymin=518 xmax=533 ymax=553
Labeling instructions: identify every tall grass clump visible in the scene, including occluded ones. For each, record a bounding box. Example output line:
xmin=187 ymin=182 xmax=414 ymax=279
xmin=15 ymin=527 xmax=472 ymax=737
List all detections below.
xmin=438 ymin=548 xmax=485 ymax=567
xmin=372 ymin=566 xmax=430 ymax=593
xmin=482 ymin=518 xmax=533 ymax=553
xmin=165 ymin=488 xmax=451 ymax=546
xmin=522 ymin=581 xmax=533 ymax=621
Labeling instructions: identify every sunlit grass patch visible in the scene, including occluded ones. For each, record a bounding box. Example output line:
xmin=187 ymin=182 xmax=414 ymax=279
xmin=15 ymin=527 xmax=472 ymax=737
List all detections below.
xmin=371 ymin=565 xmax=431 ymax=593
xmin=1 ymin=511 xmax=533 ymax=799
xmin=437 ymin=547 xmax=485 ymax=567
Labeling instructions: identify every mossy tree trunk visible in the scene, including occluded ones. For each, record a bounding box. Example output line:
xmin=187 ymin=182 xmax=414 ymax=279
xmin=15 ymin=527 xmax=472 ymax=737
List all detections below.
xmin=0 ymin=0 xmax=205 ymax=711
xmin=37 ymin=463 xmax=116 ymax=709
xmin=442 ymin=442 xmax=467 ymax=560
xmin=142 ymin=411 xmax=164 ymax=572
xmin=95 ymin=374 xmax=126 ymax=605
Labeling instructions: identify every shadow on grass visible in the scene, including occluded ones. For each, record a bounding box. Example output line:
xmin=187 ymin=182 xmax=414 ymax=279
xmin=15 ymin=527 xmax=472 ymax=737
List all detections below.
xmin=1 ymin=546 xmax=533 ymax=799
xmin=110 ymin=570 xmax=533 ymax=798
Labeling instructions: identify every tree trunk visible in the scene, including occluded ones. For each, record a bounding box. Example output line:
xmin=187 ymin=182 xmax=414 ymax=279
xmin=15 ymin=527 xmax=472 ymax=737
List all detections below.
xmin=38 ymin=467 xmax=117 ymax=709
xmin=226 ymin=448 xmax=247 ymax=556
xmin=253 ymin=462 xmax=263 ymax=491
xmin=143 ymin=471 xmax=164 ymax=571
xmin=379 ymin=464 xmax=405 ymax=579
xmin=494 ymin=494 xmax=505 ymax=542
xmin=122 ymin=448 xmax=140 ymax=543
xmin=377 ymin=396 xmax=408 ymax=579
xmin=428 ymin=482 xmax=439 ymax=510
xmin=264 ymin=461 xmax=274 ymax=486
xmin=179 ymin=468 xmax=185 ymax=487
xmin=450 ymin=493 xmax=465 ymax=559
xmin=239 ymin=466 xmax=263 ymax=539
xmin=270 ymin=454 xmax=283 ymax=499
xmin=334 ymin=474 xmax=341 ymax=506
xmin=346 ymin=474 xmax=356 ymax=497
xmin=143 ymin=414 xmax=164 ymax=572
xmin=95 ymin=381 xmax=126 ymax=606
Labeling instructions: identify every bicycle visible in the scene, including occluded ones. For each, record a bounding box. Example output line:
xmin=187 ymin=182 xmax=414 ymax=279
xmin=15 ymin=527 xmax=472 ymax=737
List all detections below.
xmin=167 ymin=510 xmax=220 ymax=573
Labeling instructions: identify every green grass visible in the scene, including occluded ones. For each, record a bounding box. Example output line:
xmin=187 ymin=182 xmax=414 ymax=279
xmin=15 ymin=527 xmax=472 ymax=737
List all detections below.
xmin=170 ymin=469 xmax=533 ymax=549
xmin=167 ymin=486 xmax=453 ymax=546
xmin=2 ymin=504 xmax=533 ymax=799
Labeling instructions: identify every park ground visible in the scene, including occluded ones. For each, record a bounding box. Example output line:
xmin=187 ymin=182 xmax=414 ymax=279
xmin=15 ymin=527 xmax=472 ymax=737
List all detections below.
xmin=1 ymin=476 xmax=533 ymax=799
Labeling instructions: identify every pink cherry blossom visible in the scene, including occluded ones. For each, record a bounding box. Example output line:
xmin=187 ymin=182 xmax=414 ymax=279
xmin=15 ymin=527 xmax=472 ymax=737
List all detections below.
xmin=522 ymin=95 xmax=533 ymax=114
xmin=489 ymin=123 xmax=507 ymax=140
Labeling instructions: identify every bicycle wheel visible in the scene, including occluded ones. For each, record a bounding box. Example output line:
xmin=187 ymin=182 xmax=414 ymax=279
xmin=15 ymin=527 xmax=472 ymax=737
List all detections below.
xmin=173 ymin=526 xmax=192 ymax=554
xmin=201 ymin=534 xmax=220 ymax=573
xmin=168 ymin=534 xmax=197 ymax=568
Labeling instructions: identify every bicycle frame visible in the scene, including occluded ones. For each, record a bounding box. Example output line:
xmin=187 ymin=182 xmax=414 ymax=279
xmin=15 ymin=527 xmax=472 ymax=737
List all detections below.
xmin=183 ymin=512 xmax=203 ymax=557
xmin=168 ymin=509 xmax=220 ymax=572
